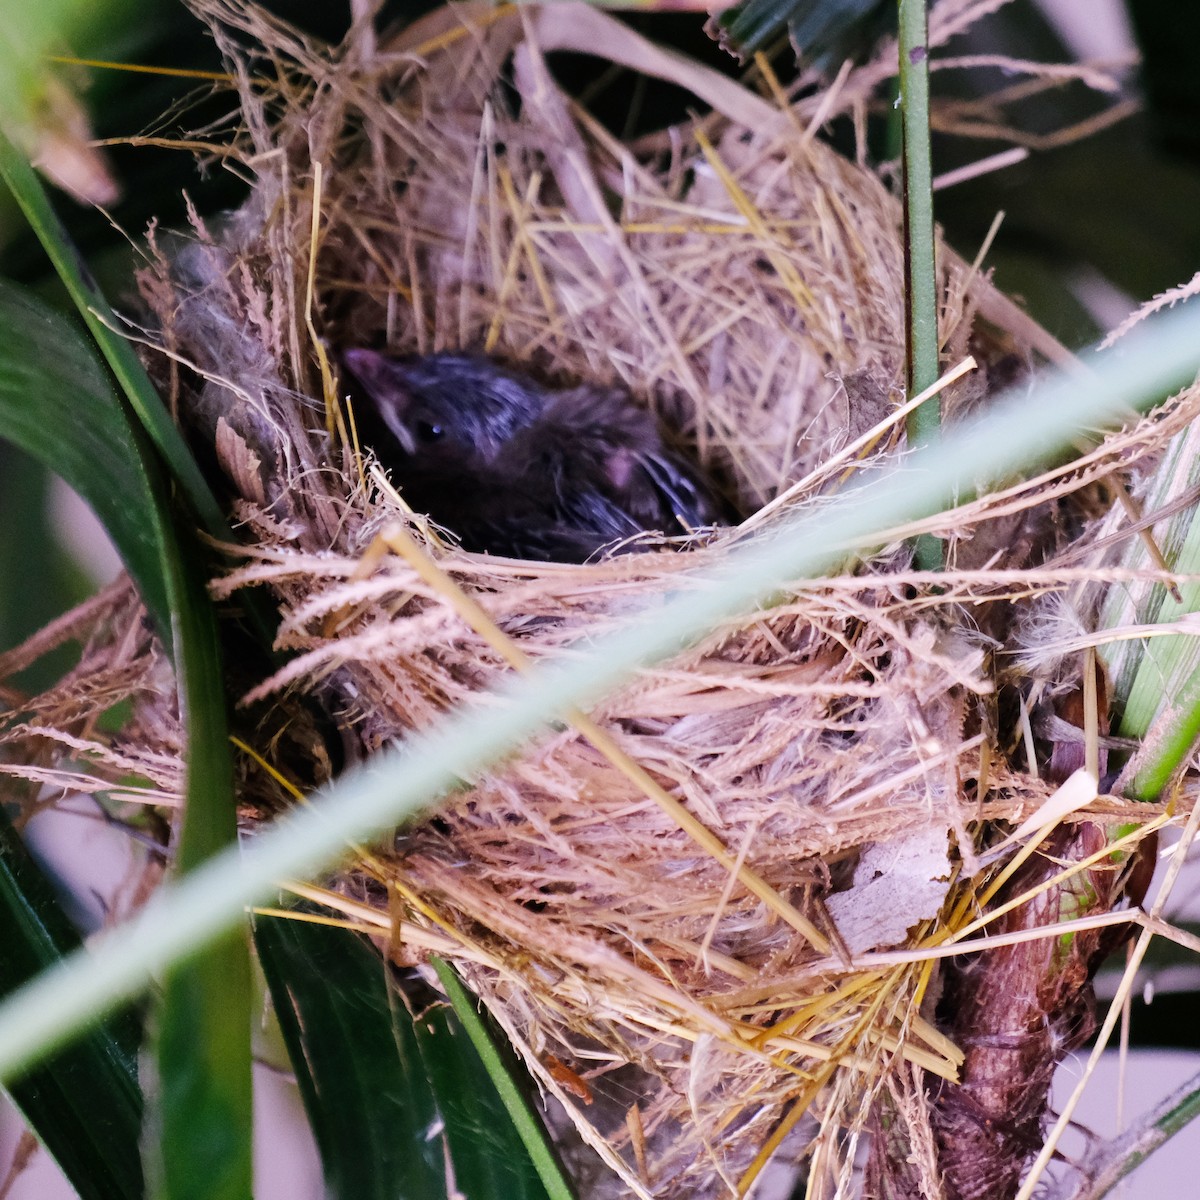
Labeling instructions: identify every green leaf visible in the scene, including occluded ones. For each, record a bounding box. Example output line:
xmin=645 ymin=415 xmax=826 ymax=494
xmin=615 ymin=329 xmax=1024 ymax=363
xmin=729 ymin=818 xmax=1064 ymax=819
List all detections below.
xmin=0 ymin=0 xmax=92 ymax=119
xmin=0 ymin=446 xmax=92 ymax=693
xmin=256 ymin=913 xmax=558 ymax=1200
xmin=151 ymin=931 xmax=252 ymax=1200
xmin=1104 ymin=437 xmax=1200 ymax=731
xmin=0 ymin=805 xmax=143 ymax=1200
xmin=0 ymin=126 xmax=228 ymax=543
xmin=0 ymin=274 xmax=250 ymax=1197
xmin=256 ymin=913 xmax=448 ymax=1200
xmin=716 ymin=0 xmax=888 ymax=61
xmin=148 ymin=541 xmax=250 ymax=1200
xmin=1096 ymin=416 xmax=1200 ymax=799
xmin=0 ymin=125 xmax=281 ymax=654
xmin=433 ymin=960 xmax=573 ymax=1200
xmin=0 ymin=276 xmax=170 ymax=630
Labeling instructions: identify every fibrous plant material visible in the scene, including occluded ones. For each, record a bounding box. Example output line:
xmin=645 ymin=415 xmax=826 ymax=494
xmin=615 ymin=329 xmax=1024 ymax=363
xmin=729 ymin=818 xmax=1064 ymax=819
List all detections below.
xmin=0 ymin=2 xmax=1179 ymax=1196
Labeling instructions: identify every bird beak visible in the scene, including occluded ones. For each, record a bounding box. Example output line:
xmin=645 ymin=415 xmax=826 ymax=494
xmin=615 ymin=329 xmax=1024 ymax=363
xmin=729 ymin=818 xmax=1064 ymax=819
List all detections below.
xmin=341 ymin=348 xmax=417 ymax=453
xmin=341 ymin=347 xmax=392 ymax=394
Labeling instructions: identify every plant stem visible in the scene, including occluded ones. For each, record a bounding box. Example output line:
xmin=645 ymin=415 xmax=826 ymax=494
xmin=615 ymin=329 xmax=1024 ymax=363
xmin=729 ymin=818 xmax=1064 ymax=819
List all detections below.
xmin=1121 ymin=655 xmax=1200 ymax=801
xmin=898 ymin=0 xmax=942 ymax=570
xmin=1045 ymin=1067 xmax=1200 ymax=1199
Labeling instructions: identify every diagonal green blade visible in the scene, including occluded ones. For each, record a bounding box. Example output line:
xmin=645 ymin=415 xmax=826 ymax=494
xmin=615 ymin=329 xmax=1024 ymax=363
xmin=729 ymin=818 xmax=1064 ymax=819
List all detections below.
xmin=433 ymin=959 xmax=573 ymax=1200
xmin=256 ymin=911 xmax=561 ymax=1200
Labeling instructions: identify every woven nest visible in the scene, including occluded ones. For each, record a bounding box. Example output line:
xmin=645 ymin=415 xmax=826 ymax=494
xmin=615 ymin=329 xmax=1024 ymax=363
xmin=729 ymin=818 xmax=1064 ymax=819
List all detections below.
xmin=1 ymin=2 xmax=1180 ymax=1196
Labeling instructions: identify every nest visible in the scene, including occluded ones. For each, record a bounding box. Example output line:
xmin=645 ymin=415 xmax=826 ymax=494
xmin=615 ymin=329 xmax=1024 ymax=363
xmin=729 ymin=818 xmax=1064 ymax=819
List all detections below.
xmin=1 ymin=2 xmax=1180 ymax=1196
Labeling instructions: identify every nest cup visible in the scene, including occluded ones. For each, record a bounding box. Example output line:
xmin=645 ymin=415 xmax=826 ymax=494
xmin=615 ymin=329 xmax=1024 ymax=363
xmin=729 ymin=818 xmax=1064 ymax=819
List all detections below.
xmin=133 ymin=2 xmax=1075 ymax=1194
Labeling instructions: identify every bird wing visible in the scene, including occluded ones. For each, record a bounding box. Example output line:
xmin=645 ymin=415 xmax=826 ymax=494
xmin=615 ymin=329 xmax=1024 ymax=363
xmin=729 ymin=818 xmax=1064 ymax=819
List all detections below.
xmin=629 ymin=448 xmax=726 ymax=531
xmin=532 ymin=387 xmax=726 ymax=537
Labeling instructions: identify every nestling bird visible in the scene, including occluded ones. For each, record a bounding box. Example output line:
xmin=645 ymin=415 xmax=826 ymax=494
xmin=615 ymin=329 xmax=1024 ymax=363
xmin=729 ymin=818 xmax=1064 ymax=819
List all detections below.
xmin=341 ymin=349 xmax=726 ymax=562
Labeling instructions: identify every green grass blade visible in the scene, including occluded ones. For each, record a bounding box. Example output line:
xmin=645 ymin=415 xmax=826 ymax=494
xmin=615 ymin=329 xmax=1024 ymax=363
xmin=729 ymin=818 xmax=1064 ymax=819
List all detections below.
xmin=0 ymin=278 xmax=250 ymax=1197
xmin=150 ymin=931 xmax=252 ymax=1200
xmin=257 ymin=914 xmax=559 ymax=1200
xmin=0 ymin=276 xmax=170 ymax=630
xmin=897 ymin=0 xmax=941 ymax=572
xmin=0 ymin=302 xmax=1196 ymax=1086
xmin=0 ymin=806 xmax=143 ymax=1200
xmin=1096 ymin=412 xmax=1200 ymax=799
xmin=255 ymin=914 xmax=450 ymax=1200
xmin=433 ymin=960 xmax=573 ymax=1200
xmin=0 ymin=448 xmax=90 ymax=693
xmin=1102 ymin=418 xmax=1200 ymax=727
xmin=0 ymin=127 xmax=227 ymax=542
xmin=148 ymin=543 xmax=251 ymax=1200
xmin=898 ymin=0 xmax=937 ymax=414
xmin=1123 ymin=658 xmax=1200 ymax=802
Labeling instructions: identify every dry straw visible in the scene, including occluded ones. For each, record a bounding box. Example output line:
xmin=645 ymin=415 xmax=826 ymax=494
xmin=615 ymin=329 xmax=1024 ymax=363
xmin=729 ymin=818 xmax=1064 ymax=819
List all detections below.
xmin=0 ymin=1 xmax=1181 ymax=1196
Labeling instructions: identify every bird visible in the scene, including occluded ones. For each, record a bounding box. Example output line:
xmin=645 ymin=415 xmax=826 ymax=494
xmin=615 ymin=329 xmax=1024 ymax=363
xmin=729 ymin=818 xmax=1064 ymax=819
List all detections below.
xmin=340 ymin=349 xmax=727 ymax=563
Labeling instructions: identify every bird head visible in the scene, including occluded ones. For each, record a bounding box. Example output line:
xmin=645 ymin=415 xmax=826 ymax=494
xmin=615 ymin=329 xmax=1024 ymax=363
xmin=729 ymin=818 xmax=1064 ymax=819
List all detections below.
xmin=341 ymin=349 xmax=543 ymax=464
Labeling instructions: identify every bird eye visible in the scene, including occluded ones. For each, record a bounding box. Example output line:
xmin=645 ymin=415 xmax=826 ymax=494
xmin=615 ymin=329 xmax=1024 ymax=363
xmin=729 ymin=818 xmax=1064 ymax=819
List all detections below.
xmin=415 ymin=420 xmax=444 ymax=443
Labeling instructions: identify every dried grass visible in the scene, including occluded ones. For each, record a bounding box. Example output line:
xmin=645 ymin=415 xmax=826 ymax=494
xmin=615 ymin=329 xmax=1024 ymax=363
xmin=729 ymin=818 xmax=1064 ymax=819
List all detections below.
xmin=0 ymin=2 xmax=1181 ymax=1196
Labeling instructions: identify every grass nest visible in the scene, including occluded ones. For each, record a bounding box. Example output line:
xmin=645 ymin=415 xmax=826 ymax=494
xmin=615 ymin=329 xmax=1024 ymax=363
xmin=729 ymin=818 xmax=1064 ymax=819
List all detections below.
xmin=0 ymin=2 xmax=1180 ymax=1196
